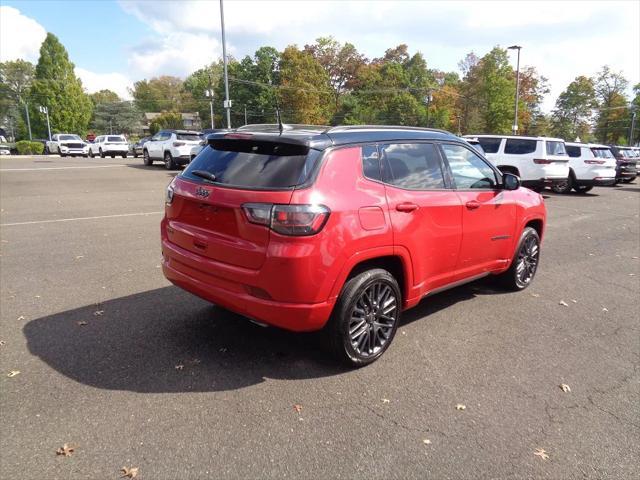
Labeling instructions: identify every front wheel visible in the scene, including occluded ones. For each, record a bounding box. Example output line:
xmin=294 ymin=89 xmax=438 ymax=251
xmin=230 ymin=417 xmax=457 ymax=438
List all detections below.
xmin=325 ymin=268 xmax=401 ymax=367
xmin=99 ymin=148 xmax=105 ymax=158
xmin=573 ymin=185 xmax=593 ymax=193
xmin=551 ymin=176 xmax=572 ymax=194
xmin=143 ymin=150 xmax=152 ymax=166
xmin=495 ymin=227 xmax=541 ymax=291
xmin=88 ymin=149 xmax=94 ymax=158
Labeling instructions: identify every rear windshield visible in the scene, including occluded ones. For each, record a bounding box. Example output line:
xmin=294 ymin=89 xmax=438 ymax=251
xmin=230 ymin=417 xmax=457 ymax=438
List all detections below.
xmin=546 ymin=141 xmax=567 ymax=156
xmin=182 ymin=139 xmax=320 ymax=189
xmin=477 ymin=137 xmax=501 ymax=154
xmin=107 ymin=136 xmax=125 ymax=142
xmin=591 ymin=148 xmax=613 ymax=159
xmin=177 ymin=133 xmax=202 ymax=141
xmin=566 ymin=146 xmax=581 ymax=158
xmin=59 ymin=135 xmax=81 ymax=141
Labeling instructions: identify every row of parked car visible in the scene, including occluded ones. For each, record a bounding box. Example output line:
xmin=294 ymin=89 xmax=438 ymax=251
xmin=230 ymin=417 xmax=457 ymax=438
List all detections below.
xmin=40 ymin=129 xmax=639 ymax=191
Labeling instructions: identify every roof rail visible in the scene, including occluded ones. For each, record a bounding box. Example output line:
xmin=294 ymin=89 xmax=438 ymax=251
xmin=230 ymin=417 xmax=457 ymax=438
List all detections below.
xmin=236 ymin=123 xmax=329 ymax=132
xmin=324 ymin=125 xmax=450 ymax=135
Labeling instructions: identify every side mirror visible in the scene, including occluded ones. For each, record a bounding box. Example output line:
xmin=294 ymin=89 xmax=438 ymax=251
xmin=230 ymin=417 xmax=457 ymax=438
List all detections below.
xmin=502 ymin=173 xmax=521 ymax=190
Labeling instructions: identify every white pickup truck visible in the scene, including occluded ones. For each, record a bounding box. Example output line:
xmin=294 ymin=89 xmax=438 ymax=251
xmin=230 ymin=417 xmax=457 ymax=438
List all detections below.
xmin=45 ymin=134 xmax=89 ymax=157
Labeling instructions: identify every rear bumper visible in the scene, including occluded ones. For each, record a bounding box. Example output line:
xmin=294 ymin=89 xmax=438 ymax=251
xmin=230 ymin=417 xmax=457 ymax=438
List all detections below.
xmin=522 ymin=176 xmax=567 ymax=189
xmin=161 ymin=238 xmax=335 ymax=332
xmin=175 ymin=155 xmax=191 ymax=166
xmin=575 ymin=177 xmax=616 ymax=187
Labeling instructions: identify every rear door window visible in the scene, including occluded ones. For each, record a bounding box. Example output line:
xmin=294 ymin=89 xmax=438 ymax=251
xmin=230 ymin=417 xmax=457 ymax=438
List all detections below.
xmin=182 ymin=139 xmax=319 ymax=189
xmin=380 ymin=143 xmax=445 ymax=190
xmin=477 ymin=137 xmax=502 ymax=154
xmin=566 ymin=146 xmax=581 ymax=158
xmin=177 ymin=133 xmax=202 ymax=141
xmin=504 ymin=139 xmax=537 ymax=155
xmin=546 ymin=141 xmax=567 ymax=156
xmin=361 ymin=145 xmax=382 ymax=181
xmin=591 ymin=148 xmax=613 ymax=159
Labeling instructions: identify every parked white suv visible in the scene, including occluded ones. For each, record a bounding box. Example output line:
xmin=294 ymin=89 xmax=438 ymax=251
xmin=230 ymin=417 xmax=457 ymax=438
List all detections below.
xmin=465 ymin=135 xmax=570 ymax=191
xmin=88 ymin=135 xmax=129 ymax=158
xmin=142 ymin=130 xmax=202 ymax=169
xmin=45 ymin=134 xmax=88 ymax=157
xmin=551 ymin=143 xmax=616 ymax=193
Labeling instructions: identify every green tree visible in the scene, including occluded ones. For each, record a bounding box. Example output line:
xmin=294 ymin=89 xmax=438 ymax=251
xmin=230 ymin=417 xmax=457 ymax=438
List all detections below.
xmin=183 ymin=63 xmax=223 ymax=128
xmin=28 ymin=33 xmax=92 ymax=136
xmin=551 ymin=76 xmax=597 ymax=141
xmin=91 ymin=101 xmax=142 ymax=135
xmin=593 ymin=66 xmax=629 ymax=143
xmin=517 ymin=67 xmax=549 ymax=135
xmin=130 ymin=76 xmax=191 ymax=112
xmin=278 ymin=46 xmax=333 ymax=124
xmin=304 ymin=37 xmax=366 ymax=111
xmin=149 ymin=112 xmax=183 ymax=135
xmin=0 ymin=60 xmax=35 ymax=139
xmin=89 ymin=89 xmax=120 ymax=106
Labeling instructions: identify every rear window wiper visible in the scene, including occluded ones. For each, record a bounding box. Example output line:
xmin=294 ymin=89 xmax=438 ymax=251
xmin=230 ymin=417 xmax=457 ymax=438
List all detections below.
xmin=191 ymin=170 xmax=217 ymax=183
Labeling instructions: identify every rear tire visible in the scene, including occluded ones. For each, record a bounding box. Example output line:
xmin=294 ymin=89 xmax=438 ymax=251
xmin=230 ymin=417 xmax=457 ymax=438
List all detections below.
xmin=143 ymin=150 xmax=152 ymax=166
xmin=164 ymin=151 xmax=176 ymax=170
xmin=324 ymin=268 xmax=401 ymax=367
xmin=622 ymin=178 xmax=635 ymax=183
xmin=495 ymin=227 xmax=540 ymax=291
xmin=88 ymin=149 xmax=94 ymax=158
xmin=99 ymin=148 xmax=105 ymax=158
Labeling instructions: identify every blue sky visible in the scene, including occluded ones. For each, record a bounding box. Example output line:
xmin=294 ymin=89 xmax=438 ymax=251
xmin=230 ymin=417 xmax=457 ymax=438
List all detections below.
xmin=1 ymin=0 xmax=639 ymax=111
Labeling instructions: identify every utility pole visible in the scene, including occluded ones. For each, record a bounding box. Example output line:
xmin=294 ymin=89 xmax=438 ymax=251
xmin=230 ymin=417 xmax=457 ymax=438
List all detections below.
xmin=244 ymin=105 xmax=247 ymax=125
xmin=508 ymin=45 xmax=522 ymax=135
xmin=24 ymin=102 xmax=32 ymax=140
xmin=630 ymin=111 xmax=637 ymax=146
xmin=220 ymin=0 xmax=232 ymax=129
xmin=423 ymin=91 xmax=432 ymax=128
xmin=39 ymin=106 xmax=51 ymax=140
xmin=205 ymin=89 xmax=215 ymax=129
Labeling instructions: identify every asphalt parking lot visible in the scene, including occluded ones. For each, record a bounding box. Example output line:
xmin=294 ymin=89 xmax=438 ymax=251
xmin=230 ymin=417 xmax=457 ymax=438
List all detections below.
xmin=1 ymin=155 xmax=638 ymax=479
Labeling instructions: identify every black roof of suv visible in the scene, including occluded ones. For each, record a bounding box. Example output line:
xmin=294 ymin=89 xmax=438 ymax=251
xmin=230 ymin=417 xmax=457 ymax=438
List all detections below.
xmin=208 ymin=124 xmax=460 ymax=151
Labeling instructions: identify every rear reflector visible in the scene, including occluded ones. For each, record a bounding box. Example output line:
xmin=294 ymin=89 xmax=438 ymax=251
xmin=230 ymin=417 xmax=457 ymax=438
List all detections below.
xmin=242 ymin=203 xmax=330 ymax=236
xmin=173 ymin=142 xmax=185 ymax=147
xmin=533 ymin=159 xmax=553 ymax=164
xmin=584 ymin=160 xmax=606 ymax=165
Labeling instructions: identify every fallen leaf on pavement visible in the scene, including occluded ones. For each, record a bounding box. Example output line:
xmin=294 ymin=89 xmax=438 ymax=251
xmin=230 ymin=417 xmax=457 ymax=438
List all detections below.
xmin=77 ymin=321 xmax=87 ymax=326
xmin=571 ymin=299 xmax=577 ymax=303
xmin=7 ymin=370 xmax=20 ymax=377
xmin=533 ymin=448 xmax=549 ymax=460
xmin=120 ymin=466 xmax=139 ymax=478
xmin=629 ymin=273 xmax=636 ymax=277
xmin=0 ymin=340 xmax=6 ymax=346
xmin=422 ymin=439 xmax=432 ymax=444
xmin=175 ymin=364 xmax=184 ymax=371
xmin=75 ymin=255 xmax=84 ymax=260
xmin=382 ymin=398 xmax=390 ymax=404
xmin=559 ymin=300 xmax=569 ymax=307
xmin=530 ymin=293 xmax=540 ymax=297
xmin=293 ymin=404 xmax=303 ymax=413
xmin=602 ymin=307 xmax=608 ymax=312
xmin=17 ymin=316 xmax=25 ymax=321
xmin=455 ymin=404 xmax=466 ymax=411
xmin=93 ymin=310 xmax=104 ymax=316
xmin=560 ymin=383 xmax=571 ymax=393
xmin=56 ymin=444 xmax=75 ymax=456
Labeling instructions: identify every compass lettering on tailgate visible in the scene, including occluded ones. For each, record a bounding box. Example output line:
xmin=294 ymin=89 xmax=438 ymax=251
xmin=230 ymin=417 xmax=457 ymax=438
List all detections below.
xmin=195 ymin=186 xmax=210 ymax=198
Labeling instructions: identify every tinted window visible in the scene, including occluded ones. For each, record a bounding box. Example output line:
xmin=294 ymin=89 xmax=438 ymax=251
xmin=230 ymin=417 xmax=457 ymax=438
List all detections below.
xmin=59 ymin=135 xmax=81 ymax=141
xmin=504 ymin=139 xmax=537 ymax=154
xmin=477 ymin=137 xmax=502 ymax=154
xmin=177 ymin=133 xmax=202 ymax=141
xmin=182 ymin=139 xmax=319 ymax=189
xmin=441 ymin=144 xmax=498 ymax=189
xmin=546 ymin=141 xmax=567 ymax=156
xmin=107 ymin=136 xmax=125 ymax=142
xmin=566 ymin=146 xmax=581 ymax=158
xmin=361 ymin=145 xmax=381 ymax=181
xmin=591 ymin=148 xmax=613 ymax=159
xmin=380 ymin=143 xmax=445 ymax=190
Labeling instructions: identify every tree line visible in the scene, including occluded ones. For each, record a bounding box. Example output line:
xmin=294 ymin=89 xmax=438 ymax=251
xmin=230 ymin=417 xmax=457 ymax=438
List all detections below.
xmin=1 ymin=33 xmax=638 ymax=144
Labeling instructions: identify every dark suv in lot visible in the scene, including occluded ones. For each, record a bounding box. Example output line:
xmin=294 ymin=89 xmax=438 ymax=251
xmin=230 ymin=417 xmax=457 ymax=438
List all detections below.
xmin=161 ymin=125 xmax=546 ymax=365
xmin=609 ymin=145 xmax=638 ymax=183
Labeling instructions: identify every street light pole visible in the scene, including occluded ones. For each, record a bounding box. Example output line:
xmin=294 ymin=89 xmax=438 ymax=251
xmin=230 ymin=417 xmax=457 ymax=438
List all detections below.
xmin=205 ymin=89 xmax=215 ymax=129
xmin=39 ymin=106 xmax=51 ymax=141
xmin=630 ymin=111 xmax=637 ymax=146
xmin=508 ymin=45 xmax=522 ymax=135
xmin=219 ymin=0 xmax=231 ymax=129
xmin=24 ymin=102 xmax=32 ymax=140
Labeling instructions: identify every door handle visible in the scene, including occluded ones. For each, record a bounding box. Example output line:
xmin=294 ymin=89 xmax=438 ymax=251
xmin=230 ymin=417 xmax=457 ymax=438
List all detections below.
xmin=396 ymin=203 xmax=419 ymax=212
xmin=465 ymin=200 xmax=481 ymax=210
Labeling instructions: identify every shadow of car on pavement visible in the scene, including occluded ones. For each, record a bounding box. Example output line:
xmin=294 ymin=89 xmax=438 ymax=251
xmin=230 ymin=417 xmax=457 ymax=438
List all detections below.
xmin=24 ymin=279 xmax=506 ymax=393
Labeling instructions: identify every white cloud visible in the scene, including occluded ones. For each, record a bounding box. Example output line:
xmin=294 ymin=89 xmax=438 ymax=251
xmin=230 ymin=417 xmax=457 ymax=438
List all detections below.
xmin=0 ymin=5 xmax=47 ymax=62
xmin=75 ymin=67 xmax=133 ymax=100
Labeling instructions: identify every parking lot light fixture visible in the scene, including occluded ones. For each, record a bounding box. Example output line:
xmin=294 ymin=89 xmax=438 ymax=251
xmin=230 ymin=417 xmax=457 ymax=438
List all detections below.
xmin=508 ymin=45 xmax=522 ymax=135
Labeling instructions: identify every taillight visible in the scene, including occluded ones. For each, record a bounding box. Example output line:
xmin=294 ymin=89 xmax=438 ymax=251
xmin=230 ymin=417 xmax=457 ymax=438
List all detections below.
xmin=242 ymin=203 xmax=330 ymax=236
xmin=173 ymin=141 xmax=185 ymax=147
xmin=533 ymin=159 xmax=553 ymax=164
xmin=584 ymin=160 xmax=605 ymax=165
xmin=165 ymin=179 xmax=176 ymax=205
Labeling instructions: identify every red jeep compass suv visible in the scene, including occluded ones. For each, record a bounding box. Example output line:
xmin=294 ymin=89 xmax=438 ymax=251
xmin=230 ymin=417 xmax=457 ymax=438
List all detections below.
xmin=161 ymin=125 xmax=546 ymax=366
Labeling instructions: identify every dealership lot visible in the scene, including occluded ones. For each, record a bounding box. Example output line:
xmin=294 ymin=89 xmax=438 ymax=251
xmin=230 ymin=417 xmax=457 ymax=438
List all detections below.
xmin=1 ymin=155 xmax=638 ymax=479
